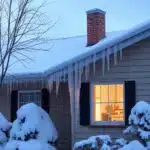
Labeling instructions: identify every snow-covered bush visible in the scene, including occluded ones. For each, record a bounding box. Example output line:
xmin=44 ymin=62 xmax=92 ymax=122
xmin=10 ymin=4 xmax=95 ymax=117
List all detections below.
xmin=10 ymin=103 xmax=57 ymax=143
xmin=73 ymin=136 xmax=144 ymax=150
xmin=5 ymin=103 xmax=58 ymax=150
xmin=0 ymin=113 xmax=12 ymax=149
xmin=120 ymin=140 xmax=146 ymax=150
xmin=111 ymin=138 xmax=128 ymax=150
xmin=124 ymin=101 xmax=150 ymax=147
xmin=74 ymin=135 xmax=113 ymax=150
xmin=4 ymin=140 xmax=56 ymax=150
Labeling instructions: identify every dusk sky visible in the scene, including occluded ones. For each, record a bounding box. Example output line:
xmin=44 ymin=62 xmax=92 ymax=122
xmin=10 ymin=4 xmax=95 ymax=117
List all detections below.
xmin=41 ymin=0 xmax=150 ymax=38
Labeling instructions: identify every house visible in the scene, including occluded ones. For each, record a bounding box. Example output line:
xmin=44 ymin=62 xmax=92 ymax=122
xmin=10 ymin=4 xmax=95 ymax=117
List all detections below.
xmin=1 ymin=8 xmax=150 ymax=150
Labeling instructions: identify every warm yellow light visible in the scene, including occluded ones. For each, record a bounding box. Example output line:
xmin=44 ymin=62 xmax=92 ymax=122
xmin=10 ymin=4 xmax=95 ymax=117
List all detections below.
xmin=93 ymin=84 xmax=124 ymax=122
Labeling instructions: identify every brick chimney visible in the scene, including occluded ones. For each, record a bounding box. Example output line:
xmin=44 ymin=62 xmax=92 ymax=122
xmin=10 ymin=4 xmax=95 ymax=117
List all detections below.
xmin=87 ymin=9 xmax=106 ymax=46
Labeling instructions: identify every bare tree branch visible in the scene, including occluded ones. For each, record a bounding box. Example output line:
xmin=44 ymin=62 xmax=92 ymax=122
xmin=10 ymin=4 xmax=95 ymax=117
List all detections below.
xmin=0 ymin=0 xmax=55 ymax=84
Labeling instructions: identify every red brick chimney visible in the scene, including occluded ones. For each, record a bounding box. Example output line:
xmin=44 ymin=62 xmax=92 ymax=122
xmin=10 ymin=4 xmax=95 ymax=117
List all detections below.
xmin=87 ymin=9 xmax=106 ymax=46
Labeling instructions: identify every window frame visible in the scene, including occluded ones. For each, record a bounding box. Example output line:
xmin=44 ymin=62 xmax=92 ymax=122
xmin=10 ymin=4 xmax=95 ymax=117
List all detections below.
xmin=18 ymin=90 xmax=41 ymax=108
xmin=90 ymin=82 xmax=125 ymax=126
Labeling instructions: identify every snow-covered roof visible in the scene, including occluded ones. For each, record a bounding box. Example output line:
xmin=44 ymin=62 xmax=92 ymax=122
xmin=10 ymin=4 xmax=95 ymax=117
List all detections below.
xmin=7 ymin=19 xmax=150 ymax=80
xmin=8 ymin=31 xmax=123 ymax=74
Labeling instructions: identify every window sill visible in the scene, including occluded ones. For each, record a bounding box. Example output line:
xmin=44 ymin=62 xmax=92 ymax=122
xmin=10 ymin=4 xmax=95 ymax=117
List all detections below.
xmin=90 ymin=121 xmax=125 ymax=128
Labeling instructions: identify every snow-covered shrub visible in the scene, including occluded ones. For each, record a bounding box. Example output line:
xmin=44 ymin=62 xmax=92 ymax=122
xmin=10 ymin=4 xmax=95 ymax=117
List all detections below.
xmin=10 ymin=103 xmax=57 ymax=143
xmin=4 ymin=140 xmax=56 ymax=150
xmin=124 ymin=101 xmax=150 ymax=147
xmin=73 ymin=135 xmax=112 ymax=150
xmin=111 ymin=138 xmax=128 ymax=150
xmin=120 ymin=140 xmax=146 ymax=150
xmin=6 ymin=103 xmax=58 ymax=150
xmin=0 ymin=113 xmax=12 ymax=149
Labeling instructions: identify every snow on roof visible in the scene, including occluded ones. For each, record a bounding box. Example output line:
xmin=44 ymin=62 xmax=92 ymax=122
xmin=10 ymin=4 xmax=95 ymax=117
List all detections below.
xmin=7 ymin=19 xmax=150 ymax=78
xmin=8 ymin=31 xmax=124 ymax=75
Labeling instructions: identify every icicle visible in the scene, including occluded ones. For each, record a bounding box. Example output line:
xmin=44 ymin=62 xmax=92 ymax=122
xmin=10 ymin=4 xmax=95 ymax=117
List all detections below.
xmin=79 ymin=62 xmax=83 ymax=89
xmin=68 ymin=66 xmax=73 ymax=95
xmin=49 ymin=75 xmax=54 ymax=92
xmin=55 ymin=73 xmax=60 ymax=96
xmin=74 ymin=63 xmax=79 ymax=89
xmin=9 ymin=80 xmax=12 ymax=94
xmin=106 ymin=49 xmax=110 ymax=71
xmin=49 ymin=80 xmax=53 ymax=92
xmin=41 ymin=79 xmax=44 ymax=88
xmin=102 ymin=52 xmax=106 ymax=76
xmin=85 ymin=58 xmax=90 ymax=81
xmin=118 ymin=44 xmax=123 ymax=60
xmin=63 ymin=69 xmax=66 ymax=82
xmin=114 ymin=46 xmax=117 ymax=65
xmin=93 ymin=54 xmax=96 ymax=76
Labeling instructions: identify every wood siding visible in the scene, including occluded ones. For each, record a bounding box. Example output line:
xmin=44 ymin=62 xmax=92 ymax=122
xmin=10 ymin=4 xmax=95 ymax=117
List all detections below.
xmin=74 ymin=37 xmax=150 ymax=143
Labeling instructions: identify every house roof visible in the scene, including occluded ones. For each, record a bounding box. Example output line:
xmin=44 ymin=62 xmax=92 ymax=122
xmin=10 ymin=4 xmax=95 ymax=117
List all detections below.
xmin=7 ymin=31 xmax=124 ymax=75
xmin=6 ymin=19 xmax=150 ymax=81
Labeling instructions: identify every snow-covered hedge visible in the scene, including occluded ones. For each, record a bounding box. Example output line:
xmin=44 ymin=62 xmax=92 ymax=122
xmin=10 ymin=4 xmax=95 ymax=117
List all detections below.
xmin=74 ymin=101 xmax=150 ymax=150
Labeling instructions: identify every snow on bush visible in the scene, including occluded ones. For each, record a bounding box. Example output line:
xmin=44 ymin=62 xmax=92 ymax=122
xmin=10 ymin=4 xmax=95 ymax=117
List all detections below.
xmin=73 ymin=136 xmax=144 ymax=150
xmin=124 ymin=101 xmax=150 ymax=147
xmin=5 ymin=103 xmax=58 ymax=150
xmin=73 ymin=135 xmax=113 ymax=150
xmin=111 ymin=138 xmax=128 ymax=150
xmin=4 ymin=140 xmax=56 ymax=150
xmin=0 ymin=113 xmax=12 ymax=148
xmin=10 ymin=103 xmax=58 ymax=144
xmin=0 ymin=113 xmax=12 ymax=150
xmin=120 ymin=140 xmax=146 ymax=150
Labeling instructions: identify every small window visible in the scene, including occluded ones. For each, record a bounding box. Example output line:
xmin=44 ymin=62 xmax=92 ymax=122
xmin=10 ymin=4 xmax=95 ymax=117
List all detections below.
xmin=18 ymin=91 xmax=41 ymax=108
xmin=91 ymin=83 xmax=124 ymax=125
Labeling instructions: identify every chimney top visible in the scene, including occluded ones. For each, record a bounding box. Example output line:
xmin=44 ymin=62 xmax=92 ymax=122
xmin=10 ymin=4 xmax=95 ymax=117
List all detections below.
xmin=86 ymin=8 xmax=106 ymax=15
xmin=87 ymin=8 xmax=106 ymax=46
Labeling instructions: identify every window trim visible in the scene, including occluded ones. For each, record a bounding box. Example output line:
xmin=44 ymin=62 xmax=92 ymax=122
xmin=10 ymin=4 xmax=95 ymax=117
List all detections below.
xmin=90 ymin=82 xmax=125 ymax=126
xmin=18 ymin=90 xmax=41 ymax=108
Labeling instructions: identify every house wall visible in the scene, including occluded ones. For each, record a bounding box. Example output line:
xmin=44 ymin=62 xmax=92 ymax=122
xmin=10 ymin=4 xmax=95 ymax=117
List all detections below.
xmin=0 ymin=81 xmax=71 ymax=150
xmin=74 ymin=37 xmax=150 ymax=143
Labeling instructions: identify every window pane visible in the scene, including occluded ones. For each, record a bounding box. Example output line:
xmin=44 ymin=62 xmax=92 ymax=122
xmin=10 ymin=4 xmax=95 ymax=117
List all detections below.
xmin=100 ymin=85 xmax=108 ymax=102
xmin=109 ymin=84 xmax=123 ymax=102
xmin=108 ymin=85 xmax=116 ymax=102
xmin=94 ymin=103 xmax=110 ymax=121
xmin=19 ymin=92 xmax=41 ymax=108
xmin=116 ymin=84 xmax=124 ymax=102
xmin=109 ymin=103 xmax=124 ymax=121
xmin=94 ymin=103 xmax=101 ymax=121
xmin=94 ymin=85 xmax=101 ymax=102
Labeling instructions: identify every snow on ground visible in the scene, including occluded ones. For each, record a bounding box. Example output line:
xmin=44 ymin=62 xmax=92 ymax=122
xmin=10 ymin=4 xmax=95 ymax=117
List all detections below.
xmin=10 ymin=103 xmax=58 ymax=143
xmin=120 ymin=140 xmax=146 ymax=150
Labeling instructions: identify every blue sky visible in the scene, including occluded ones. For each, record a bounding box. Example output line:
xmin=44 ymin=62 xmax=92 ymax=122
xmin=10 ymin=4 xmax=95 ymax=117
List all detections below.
xmin=39 ymin=0 xmax=150 ymax=38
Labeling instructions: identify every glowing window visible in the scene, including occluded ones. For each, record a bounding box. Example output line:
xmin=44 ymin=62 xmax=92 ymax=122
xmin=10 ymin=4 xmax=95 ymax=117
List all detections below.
xmin=92 ymin=84 xmax=124 ymax=125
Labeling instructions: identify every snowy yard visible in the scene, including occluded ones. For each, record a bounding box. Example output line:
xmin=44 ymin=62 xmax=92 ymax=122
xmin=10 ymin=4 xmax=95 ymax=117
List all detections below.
xmin=0 ymin=101 xmax=150 ymax=149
